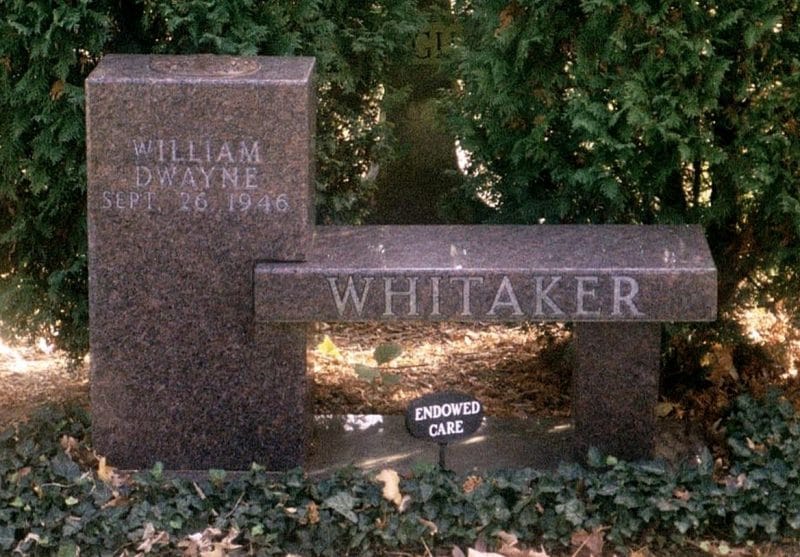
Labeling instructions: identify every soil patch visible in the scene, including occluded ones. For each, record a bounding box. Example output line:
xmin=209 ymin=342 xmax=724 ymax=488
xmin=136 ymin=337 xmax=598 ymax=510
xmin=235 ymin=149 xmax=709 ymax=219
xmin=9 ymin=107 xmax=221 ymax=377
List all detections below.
xmin=311 ymin=322 xmax=571 ymax=417
xmin=0 ymin=339 xmax=89 ymax=427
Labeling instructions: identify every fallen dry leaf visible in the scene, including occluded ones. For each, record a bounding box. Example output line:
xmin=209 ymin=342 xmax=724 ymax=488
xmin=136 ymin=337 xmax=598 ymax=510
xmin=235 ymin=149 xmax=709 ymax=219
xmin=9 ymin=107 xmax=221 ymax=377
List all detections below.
xmin=419 ymin=517 xmax=438 ymax=535
xmin=375 ymin=468 xmax=403 ymax=507
xmin=50 ymin=80 xmax=65 ymax=101
xmin=494 ymin=530 xmax=550 ymax=557
xmin=101 ymin=494 xmax=130 ymax=509
xmin=137 ymin=522 xmax=169 ymax=553
xmin=724 ymin=473 xmax=747 ymax=489
xmin=497 ymin=1 xmax=522 ymax=31
xmin=655 ymin=401 xmax=675 ymax=418
xmin=467 ymin=549 xmax=504 ymax=557
xmin=509 ymin=549 xmax=550 ymax=557
xmin=60 ymin=435 xmax=98 ymax=468
xmin=14 ymin=466 xmax=32 ymax=481
xmin=746 ymin=436 xmax=766 ymax=454
xmin=570 ymin=527 xmax=605 ymax=557
xmin=398 ymin=494 xmax=413 ymax=513
xmin=673 ymin=487 xmax=691 ymax=501
xmin=702 ymin=343 xmax=738 ymax=385
xmin=463 ymin=475 xmax=483 ymax=494
xmin=97 ymin=456 xmax=113 ymax=483
xmin=496 ymin=531 xmax=518 ymax=547
xmin=14 ymin=533 xmax=41 ymax=554
xmin=60 ymin=435 xmax=79 ymax=454
xmin=307 ymin=501 xmax=320 ymax=524
xmin=316 ymin=335 xmax=343 ymax=361
xmin=178 ymin=527 xmax=241 ymax=557
xmin=212 ymin=529 xmax=242 ymax=553
xmin=97 ymin=456 xmax=127 ymax=489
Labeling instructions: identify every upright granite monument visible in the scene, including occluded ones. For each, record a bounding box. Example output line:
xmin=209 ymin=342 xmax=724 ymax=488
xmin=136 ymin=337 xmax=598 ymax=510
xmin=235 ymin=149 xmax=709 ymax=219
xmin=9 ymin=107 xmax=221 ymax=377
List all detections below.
xmin=86 ymin=55 xmax=315 ymax=470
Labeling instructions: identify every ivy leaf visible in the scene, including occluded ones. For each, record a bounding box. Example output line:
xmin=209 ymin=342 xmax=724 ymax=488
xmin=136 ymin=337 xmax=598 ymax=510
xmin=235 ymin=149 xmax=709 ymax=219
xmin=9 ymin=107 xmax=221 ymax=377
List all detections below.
xmin=50 ymin=452 xmax=81 ymax=481
xmin=674 ymin=517 xmax=695 ymax=534
xmin=323 ymin=492 xmax=358 ymax=523
xmin=381 ymin=373 xmax=402 ymax=386
xmin=0 ymin=527 xmax=15 ymax=550
xmin=374 ymin=342 xmax=402 ymax=365
xmin=355 ymin=364 xmax=381 ymax=382
xmin=208 ymin=469 xmax=227 ymax=486
xmin=555 ymin=498 xmax=585 ymax=526
xmin=57 ymin=542 xmax=79 ymax=557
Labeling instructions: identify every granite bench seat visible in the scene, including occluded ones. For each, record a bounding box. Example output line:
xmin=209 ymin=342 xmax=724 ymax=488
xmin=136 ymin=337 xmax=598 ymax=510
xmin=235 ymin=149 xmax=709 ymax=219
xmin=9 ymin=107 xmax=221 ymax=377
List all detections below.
xmin=255 ymin=224 xmax=716 ymax=462
xmin=254 ymin=224 xmax=716 ymax=323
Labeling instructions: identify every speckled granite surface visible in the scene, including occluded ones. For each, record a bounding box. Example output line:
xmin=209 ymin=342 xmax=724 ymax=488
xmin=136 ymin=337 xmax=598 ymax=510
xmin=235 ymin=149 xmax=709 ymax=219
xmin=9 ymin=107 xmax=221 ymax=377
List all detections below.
xmin=86 ymin=55 xmax=314 ymax=470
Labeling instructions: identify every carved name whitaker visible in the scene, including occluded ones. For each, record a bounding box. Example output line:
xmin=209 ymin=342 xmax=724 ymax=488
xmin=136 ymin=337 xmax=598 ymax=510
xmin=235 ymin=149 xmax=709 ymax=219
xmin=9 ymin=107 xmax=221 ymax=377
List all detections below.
xmin=324 ymin=274 xmax=645 ymax=319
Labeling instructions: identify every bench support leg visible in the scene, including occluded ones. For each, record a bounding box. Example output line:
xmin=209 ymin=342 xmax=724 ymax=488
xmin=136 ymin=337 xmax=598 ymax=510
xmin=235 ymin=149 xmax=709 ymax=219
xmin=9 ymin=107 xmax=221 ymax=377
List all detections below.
xmin=572 ymin=322 xmax=660 ymax=461
xmin=250 ymin=323 xmax=309 ymax=469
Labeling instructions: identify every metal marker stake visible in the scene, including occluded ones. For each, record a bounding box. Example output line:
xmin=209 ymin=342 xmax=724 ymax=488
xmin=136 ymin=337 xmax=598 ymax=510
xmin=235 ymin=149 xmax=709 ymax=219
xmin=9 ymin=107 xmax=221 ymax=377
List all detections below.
xmin=438 ymin=442 xmax=447 ymax=471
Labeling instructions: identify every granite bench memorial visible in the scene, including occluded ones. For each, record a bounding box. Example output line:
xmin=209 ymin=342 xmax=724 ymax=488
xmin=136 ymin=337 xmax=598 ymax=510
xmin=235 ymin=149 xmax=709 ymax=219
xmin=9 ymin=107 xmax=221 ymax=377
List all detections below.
xmin=254 ymin=224 xmax=717 ymax=464
xmin=86 ymin=54 xmax=717 ymax=472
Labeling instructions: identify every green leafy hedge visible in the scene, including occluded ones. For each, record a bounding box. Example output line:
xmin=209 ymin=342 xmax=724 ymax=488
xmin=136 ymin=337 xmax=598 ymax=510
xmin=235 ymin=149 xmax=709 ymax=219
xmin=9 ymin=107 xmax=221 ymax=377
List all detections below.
xmin=2 ymin=392 xmax=800 ymax=555
xmin=0 ymin=0 xmax=422 ymax=357
xmin=448 ymin=0 xmax=800 ymax=325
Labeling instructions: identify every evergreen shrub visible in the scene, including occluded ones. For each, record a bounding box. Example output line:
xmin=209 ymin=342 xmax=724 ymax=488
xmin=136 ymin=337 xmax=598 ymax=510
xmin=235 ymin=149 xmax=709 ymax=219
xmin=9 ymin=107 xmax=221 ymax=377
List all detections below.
xmin=448 ymin=0 xmax=799 ymax=331
xmin=0 ymin=0 xmax=422 ymax=356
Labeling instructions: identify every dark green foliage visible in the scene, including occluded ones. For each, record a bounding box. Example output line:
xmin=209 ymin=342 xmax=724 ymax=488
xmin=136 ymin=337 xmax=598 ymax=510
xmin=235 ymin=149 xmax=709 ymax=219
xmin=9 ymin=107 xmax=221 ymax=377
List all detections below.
xmin=0 ymin=1 xmax=111 ymax=357
xmin=448 ymin=0 xmax=800 ymax=322
xmin=3 ymin=394 xmax=800 ymax=554
xmin=0 ymin=0 xmax=422 ymax=357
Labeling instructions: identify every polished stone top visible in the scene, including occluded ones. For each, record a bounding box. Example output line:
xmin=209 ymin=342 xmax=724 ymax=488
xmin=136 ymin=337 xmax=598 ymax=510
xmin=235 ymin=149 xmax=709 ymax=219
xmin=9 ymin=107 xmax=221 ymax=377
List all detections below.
xmin=281 ymin=225 xmax=714 ymax=270
xmin=255 ymin=225 xmax=717 ymax=322
xmin=87 ymin=54 xmax=315 ymax=84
